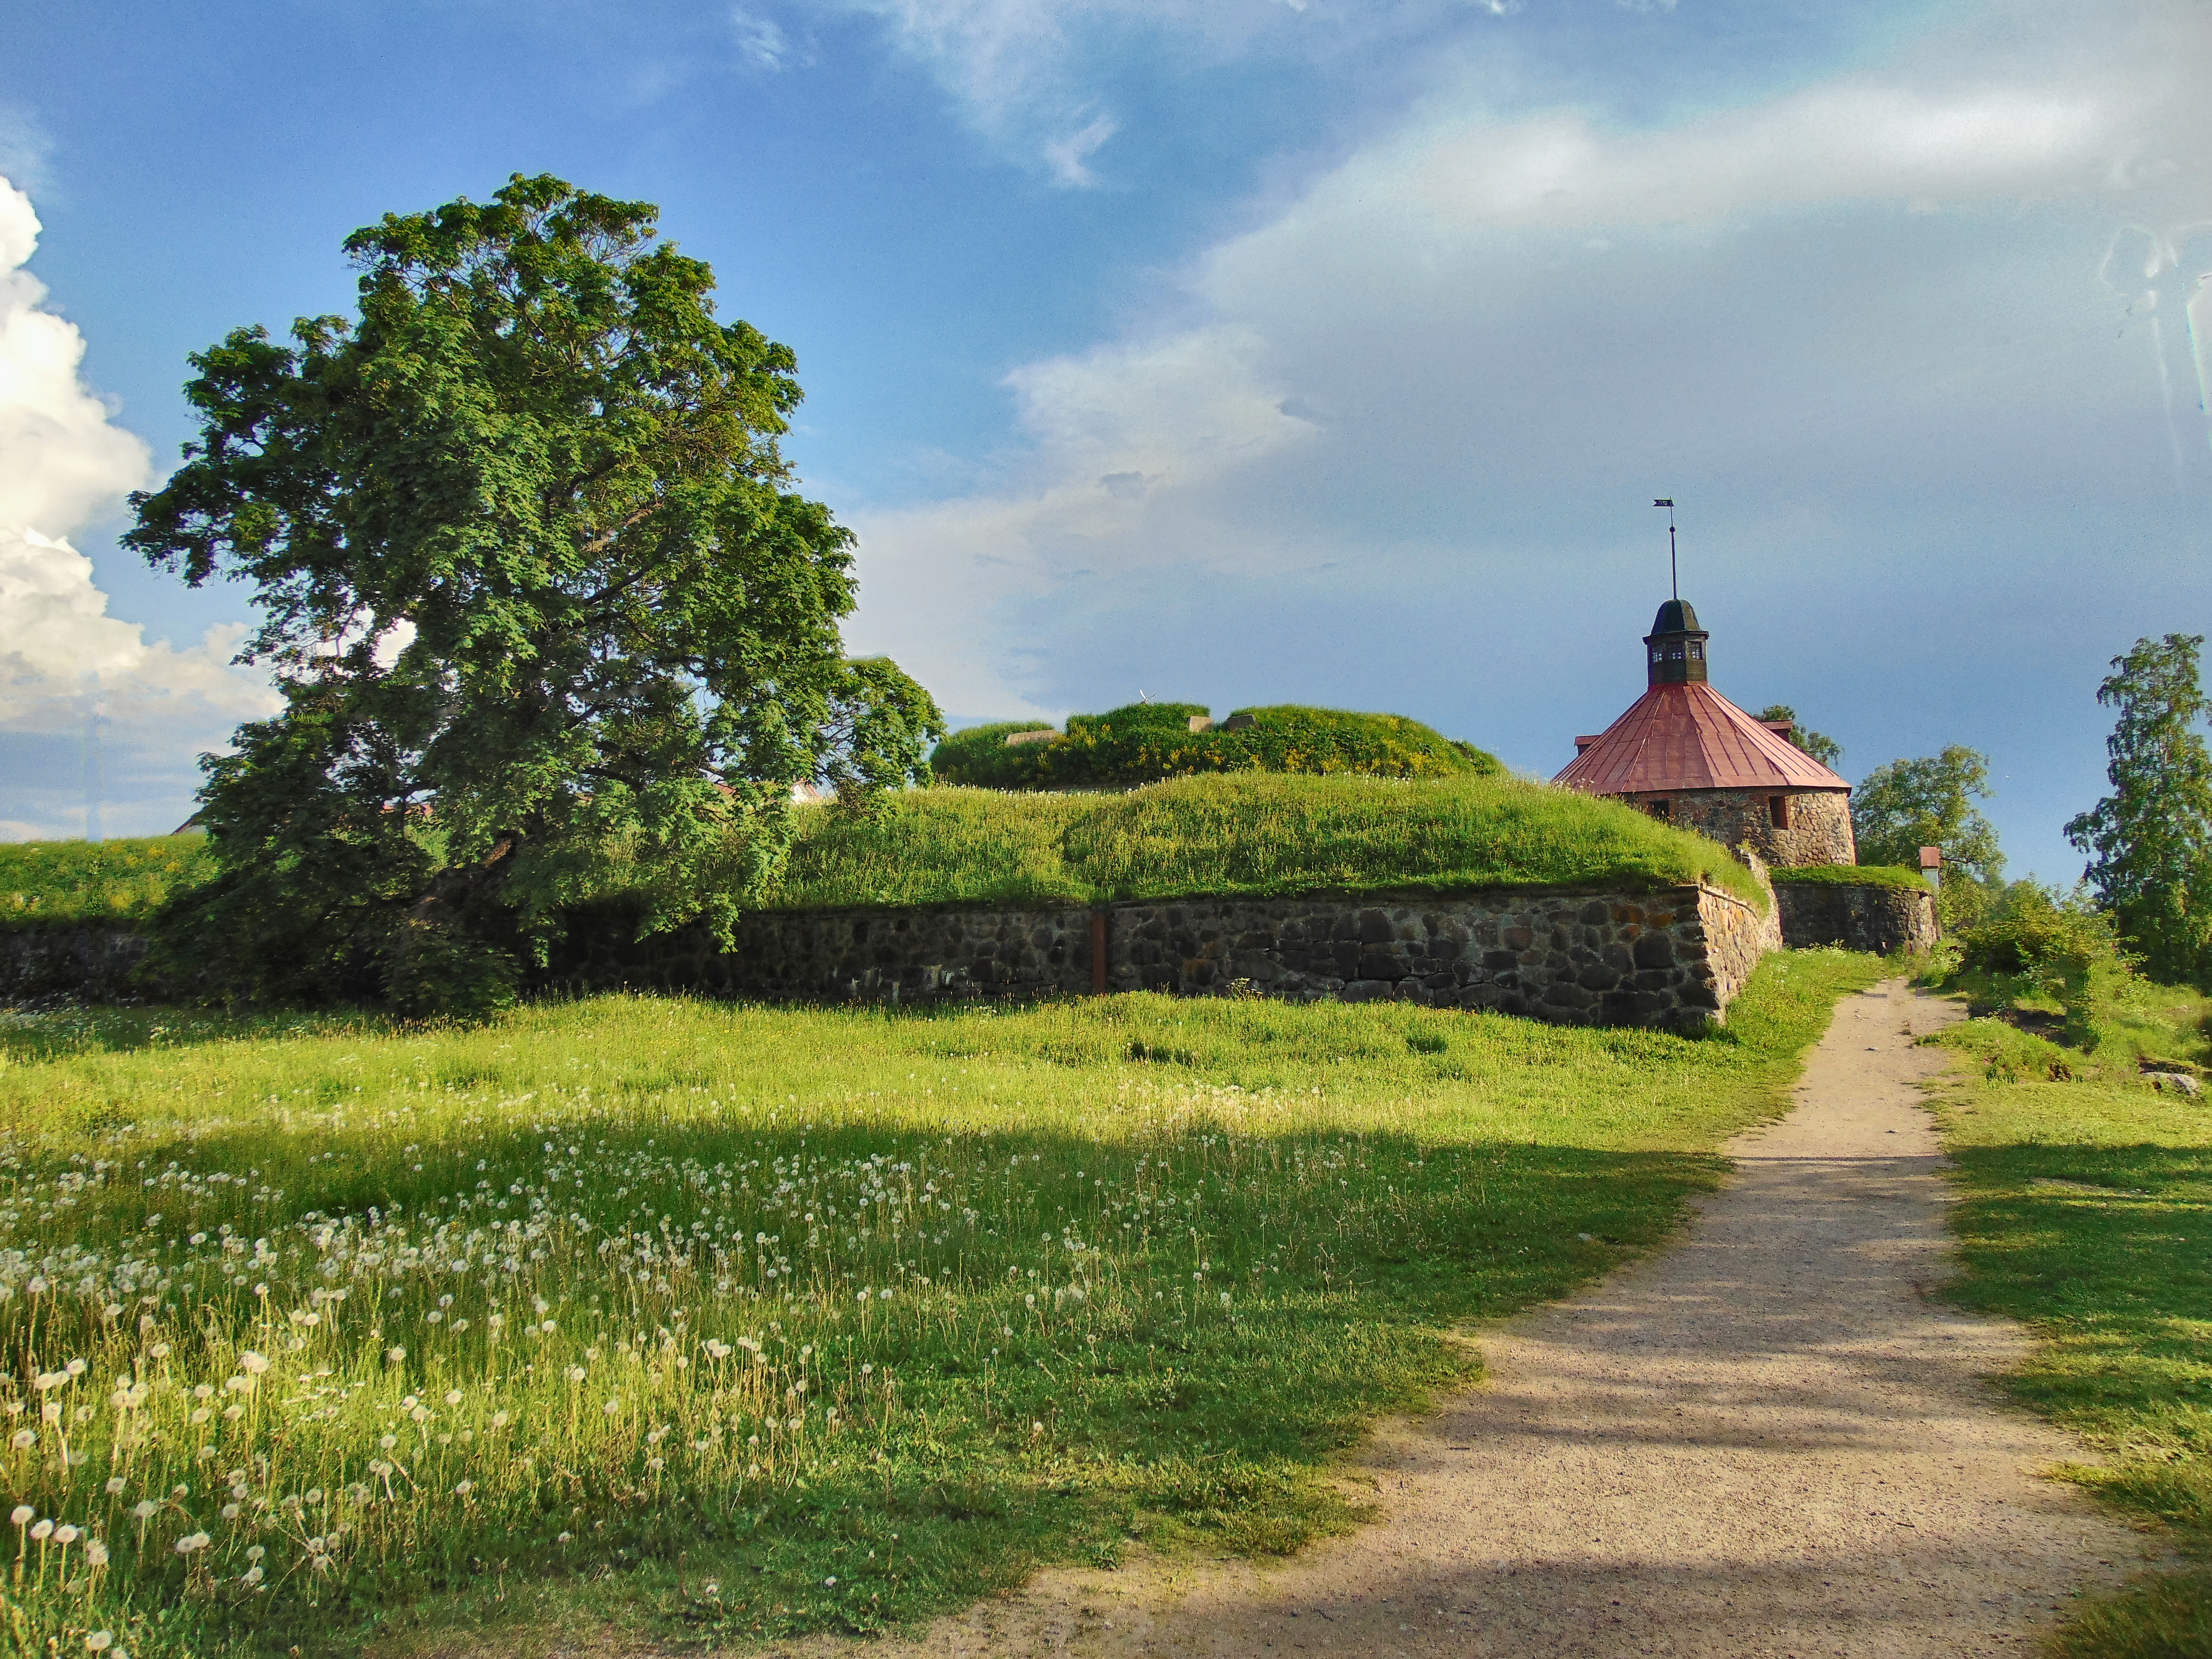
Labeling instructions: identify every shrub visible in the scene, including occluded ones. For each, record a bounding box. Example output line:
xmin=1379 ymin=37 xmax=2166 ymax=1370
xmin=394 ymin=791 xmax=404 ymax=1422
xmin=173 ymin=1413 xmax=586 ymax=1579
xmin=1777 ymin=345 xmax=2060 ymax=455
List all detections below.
xmin=1959 ymin=882 xmax=2124 ymax=978
xmin=929 ymin=704 xmax=1501 ymax=791
xmin=1953 ymin=881 xmax=2136 ymax=1048
xmin=924 ymin=720 xmax=1062 ymax=789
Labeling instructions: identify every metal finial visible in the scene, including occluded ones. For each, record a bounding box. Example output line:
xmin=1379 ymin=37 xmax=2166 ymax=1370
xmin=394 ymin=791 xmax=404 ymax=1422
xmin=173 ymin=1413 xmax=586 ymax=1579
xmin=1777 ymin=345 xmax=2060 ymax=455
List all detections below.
xmin=1653 ymin=498 xmax=1677 ymax=600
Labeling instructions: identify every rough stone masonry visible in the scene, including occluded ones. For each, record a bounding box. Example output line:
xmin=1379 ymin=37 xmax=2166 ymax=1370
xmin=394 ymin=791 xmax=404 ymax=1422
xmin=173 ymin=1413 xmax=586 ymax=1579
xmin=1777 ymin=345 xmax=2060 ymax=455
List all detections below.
xmin=542 ymin=878 xmax=1781 ymax=1033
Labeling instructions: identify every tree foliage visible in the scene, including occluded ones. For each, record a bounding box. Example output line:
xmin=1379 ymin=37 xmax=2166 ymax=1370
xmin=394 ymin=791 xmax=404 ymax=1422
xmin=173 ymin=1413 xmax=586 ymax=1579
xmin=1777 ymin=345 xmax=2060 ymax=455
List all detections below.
xmin=2064 ymin=633 xmax=2212 ymax=988
xmin=125 ymin=175 xmax=941 ymax=1011
xmin=1852 ymin=745 xmax=2004 ymax=924
xmin=1753 ymin=704 xmax=1842 ymax=769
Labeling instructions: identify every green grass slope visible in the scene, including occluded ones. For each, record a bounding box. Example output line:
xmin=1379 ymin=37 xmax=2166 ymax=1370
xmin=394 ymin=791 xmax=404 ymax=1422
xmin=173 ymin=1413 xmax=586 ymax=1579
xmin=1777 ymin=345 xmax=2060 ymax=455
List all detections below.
xmin=0 ymin=833 xmax=214 ymax=932
xmin=768 ymin=773 xmax=1770 ymax=914
xmin=1928 ymin=993 xmax=2212 ymax=1656
xmin=0 ymin=949 xmax=1874 ymax=1657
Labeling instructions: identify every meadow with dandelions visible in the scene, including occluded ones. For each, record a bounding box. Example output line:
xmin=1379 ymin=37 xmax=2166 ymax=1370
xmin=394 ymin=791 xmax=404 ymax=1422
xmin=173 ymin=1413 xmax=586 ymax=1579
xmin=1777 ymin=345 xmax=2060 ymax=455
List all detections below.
xmin=0 ymin=952 xmax=1878 ymax=1657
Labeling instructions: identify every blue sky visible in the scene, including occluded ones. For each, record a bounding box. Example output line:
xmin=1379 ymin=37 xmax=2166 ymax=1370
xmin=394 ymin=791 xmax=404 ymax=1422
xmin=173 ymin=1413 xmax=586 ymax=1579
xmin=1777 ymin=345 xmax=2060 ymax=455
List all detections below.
xmin=1 ymin=0 xmax=2207 ymax=883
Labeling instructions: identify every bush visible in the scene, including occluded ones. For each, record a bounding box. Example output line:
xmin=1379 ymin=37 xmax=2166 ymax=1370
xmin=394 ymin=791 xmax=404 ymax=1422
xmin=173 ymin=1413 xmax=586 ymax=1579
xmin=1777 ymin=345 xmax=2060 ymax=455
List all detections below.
xmin=924 ymin=720 xmax=1064 ymax=788
xmin=929 ymin=704 xmax=1501 ymax=791
xmin=1959 ymin=882 xmax=2124 ymax=978
xmin=1952 ymin=881 xmax=2136 ymax=1049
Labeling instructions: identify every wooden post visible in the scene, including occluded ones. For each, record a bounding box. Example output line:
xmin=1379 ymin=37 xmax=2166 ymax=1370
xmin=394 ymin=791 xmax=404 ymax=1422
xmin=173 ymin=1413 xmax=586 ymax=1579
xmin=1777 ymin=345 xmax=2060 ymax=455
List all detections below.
xmin=1091 ymin=910 xmax=1109 ymax=995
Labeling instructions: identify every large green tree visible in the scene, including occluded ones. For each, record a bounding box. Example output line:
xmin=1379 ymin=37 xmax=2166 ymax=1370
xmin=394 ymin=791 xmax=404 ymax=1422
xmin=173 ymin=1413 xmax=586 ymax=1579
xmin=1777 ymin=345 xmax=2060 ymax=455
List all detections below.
xmin=127 ymin=175 xmax=942 ymax=1011
xmin=2064 ymin=633 xmax=2212 ymax=988
xmin=1852 ymin=745 xmax=2004 ymax=920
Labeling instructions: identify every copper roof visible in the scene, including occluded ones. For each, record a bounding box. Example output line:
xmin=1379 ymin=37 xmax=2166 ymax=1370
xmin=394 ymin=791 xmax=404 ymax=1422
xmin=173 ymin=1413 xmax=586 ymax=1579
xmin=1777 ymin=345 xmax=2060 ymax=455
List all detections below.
xmin=1553 ymin=682 xmax=1848 ymax=795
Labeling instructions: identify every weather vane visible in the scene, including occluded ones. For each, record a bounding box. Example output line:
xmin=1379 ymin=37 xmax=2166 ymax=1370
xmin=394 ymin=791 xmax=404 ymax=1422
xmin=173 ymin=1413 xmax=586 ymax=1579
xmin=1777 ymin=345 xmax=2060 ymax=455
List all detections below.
xmin=1653 ymin=498 xmax=1677 ymax=601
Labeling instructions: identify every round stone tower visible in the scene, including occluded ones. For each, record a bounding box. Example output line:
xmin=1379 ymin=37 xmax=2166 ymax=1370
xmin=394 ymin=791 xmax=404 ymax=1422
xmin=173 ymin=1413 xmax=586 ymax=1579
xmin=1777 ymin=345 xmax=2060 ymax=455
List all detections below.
xmin=1553 ymin=600 xmax=1855 ymax=868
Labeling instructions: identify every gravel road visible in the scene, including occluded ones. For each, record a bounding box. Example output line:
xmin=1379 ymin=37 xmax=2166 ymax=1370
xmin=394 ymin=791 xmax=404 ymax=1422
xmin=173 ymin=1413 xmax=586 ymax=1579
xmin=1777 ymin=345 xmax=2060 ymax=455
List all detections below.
xmin=799 ymin=978 xmax=2161 ymax=1659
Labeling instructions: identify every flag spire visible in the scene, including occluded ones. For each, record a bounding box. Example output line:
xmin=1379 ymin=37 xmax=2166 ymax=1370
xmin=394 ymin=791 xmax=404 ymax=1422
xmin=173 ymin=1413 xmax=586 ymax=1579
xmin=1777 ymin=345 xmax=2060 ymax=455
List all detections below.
xmin=1653 ymin=498 xmax=1677 ymax=600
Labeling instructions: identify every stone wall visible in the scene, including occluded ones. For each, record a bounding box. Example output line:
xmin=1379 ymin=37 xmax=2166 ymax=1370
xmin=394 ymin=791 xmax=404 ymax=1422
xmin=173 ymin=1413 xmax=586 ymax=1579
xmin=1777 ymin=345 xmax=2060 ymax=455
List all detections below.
xmin=1617 ymin=787 xmax=1855 ymax=868
xmin=1100 ymin=884 xmax=1774 ymax=1030
xmin=543 ymin=904 xmax=1097 ymax=1005
xmin=1774 ymin=881 xmax=1938 ymax=956
xmin=0 ymin=928 xmax=153 ymax=1004
xmin=546 ymin=880 xmax=1780 ymax=1032
xmin=14 ymin=881 xmax=1792 ymax=1032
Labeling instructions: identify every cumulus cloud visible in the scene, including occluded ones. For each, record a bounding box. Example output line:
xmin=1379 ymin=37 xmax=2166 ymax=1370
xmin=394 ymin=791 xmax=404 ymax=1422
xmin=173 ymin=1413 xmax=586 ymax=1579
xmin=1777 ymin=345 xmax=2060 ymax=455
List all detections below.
xmin=0 ymin=175 xmax=276 ymax=839
xmin=848 ymin=324 xmax=1315 ymax=713
xmin=842 ymin=0 xmax=2212 ymax=722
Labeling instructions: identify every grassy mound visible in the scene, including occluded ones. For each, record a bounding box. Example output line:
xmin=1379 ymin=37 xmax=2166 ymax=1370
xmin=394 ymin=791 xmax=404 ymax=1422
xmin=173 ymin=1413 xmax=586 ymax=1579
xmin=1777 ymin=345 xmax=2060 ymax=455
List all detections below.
xmin=768 ymin=773 xmax=1769 ymax=913
xmin=1769 ymin=863 xmax=1930 ymax=890
xmin=931 ymin=702 xmax=1501 ymax=791
xmin=0 ymin=833 xmax=214 ymax=932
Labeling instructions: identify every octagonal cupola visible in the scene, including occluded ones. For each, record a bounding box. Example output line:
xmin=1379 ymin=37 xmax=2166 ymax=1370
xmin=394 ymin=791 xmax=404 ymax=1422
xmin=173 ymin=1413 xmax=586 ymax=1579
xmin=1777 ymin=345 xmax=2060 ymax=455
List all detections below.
xmin=1644 ymin=599 xmax=1709 ymax=686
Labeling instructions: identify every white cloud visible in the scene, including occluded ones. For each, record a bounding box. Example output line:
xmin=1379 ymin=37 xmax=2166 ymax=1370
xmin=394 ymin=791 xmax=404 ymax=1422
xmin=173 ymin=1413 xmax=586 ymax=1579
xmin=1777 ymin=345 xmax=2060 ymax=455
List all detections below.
xmin=730 ymin=5 xmax=805 ymax=70
xmin=848 ymin=324 xmax=1314 ymax=711
xmin=843 ymin=0 xmax=2212 ymax=716
xmin=0 ymin=187 xmax=148 ymax=535
xmin=1042 ymin=112 xmax=1118 ymax=188
xmin=0 ymin=527 xmax=268 ymax=731
xmin=820 ymin=0 xmax=1414 ymax=180
xmin=0 ymin=174 xmax=278 ymax=837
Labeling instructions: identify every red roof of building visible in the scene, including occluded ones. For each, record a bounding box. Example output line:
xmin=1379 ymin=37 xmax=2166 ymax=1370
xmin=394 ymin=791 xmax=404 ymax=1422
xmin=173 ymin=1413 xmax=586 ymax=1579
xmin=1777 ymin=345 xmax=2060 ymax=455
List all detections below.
xmin=1553 ymin=681 xmax=1848 ymax=795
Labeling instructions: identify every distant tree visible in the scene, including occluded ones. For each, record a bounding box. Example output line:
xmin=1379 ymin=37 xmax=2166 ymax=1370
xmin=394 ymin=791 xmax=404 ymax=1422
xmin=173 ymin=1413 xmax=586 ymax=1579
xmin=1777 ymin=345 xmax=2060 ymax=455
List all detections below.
xmin=126 ymin=175 xmax=942 ymax=1012
xmin=1754 ymin=704 xmax=1843 ymax=769
xmin=2063 ymin=634 xmax=2212 ymax=988
xmin=1853 ymin=744 xmax=2004 ymax=912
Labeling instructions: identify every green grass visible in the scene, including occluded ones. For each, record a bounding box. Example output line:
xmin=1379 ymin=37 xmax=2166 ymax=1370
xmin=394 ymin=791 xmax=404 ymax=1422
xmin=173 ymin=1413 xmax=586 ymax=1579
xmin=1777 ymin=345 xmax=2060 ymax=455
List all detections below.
xmin=1768 ymin=863 xmax=1931 ymax=891
xmin=0 ymin=836 xmax=214 ymax=933
xmin=765 ymin=773 xmax=1770 ymax=914
xmin=0 ymin=948 xmax=1874 ymax=1657
xmin=6 ymin=778 xmax=1768 ymax=943
xmin=1928 ymin=989 xmax=2212 ymax=1657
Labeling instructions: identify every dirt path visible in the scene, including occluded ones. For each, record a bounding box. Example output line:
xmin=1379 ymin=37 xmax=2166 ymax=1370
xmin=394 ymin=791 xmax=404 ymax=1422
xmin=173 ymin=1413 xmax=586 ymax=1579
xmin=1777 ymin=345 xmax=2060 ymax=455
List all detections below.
xmin=797 ymin=979 xmax=2162 ymax=1659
